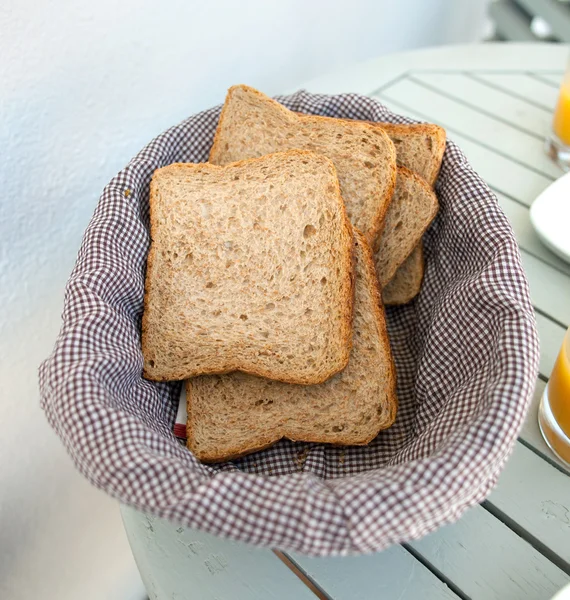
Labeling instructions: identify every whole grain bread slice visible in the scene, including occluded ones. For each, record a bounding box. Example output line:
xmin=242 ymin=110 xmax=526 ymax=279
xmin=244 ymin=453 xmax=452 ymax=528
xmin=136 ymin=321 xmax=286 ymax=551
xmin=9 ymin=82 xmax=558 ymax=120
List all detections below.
xmin=375 ymin=123 xmax=446 ymax=186
xmin=374 ymin=166 xmax=438 ymax=287
xmin=296 ymin=113 xmax=444 ymax=302
xmin=210 ymin=85 xmax=396 ymax=244
xmin=142 ymin=150 xmax=354 ymax=384
xmin=187 ymin=230 xmax=397 ymax=463
xmin=376 ymin=122 xmax=444 ymax=301
xmin=294 ymin=115 xmax=446 ymax=186
xmin=382 ymin=245 xmax=424 ymax=305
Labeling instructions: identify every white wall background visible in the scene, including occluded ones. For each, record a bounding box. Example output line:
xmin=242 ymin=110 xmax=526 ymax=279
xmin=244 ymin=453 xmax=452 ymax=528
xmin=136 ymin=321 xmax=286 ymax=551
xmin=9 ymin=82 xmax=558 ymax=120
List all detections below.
xmin=0 ymin=1 xmax=488 ymax=598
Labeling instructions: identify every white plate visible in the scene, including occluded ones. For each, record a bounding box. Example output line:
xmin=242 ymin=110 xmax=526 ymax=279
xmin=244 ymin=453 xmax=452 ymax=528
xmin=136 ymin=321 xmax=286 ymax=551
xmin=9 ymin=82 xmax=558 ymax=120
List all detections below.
xmin=530 ymin=172 xmax=570 ymax=264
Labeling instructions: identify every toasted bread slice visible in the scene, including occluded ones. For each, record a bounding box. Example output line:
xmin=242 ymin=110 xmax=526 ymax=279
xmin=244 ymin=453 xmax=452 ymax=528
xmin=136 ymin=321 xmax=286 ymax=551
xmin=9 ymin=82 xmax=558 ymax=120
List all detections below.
xmin=382 ymin=245 xmax=424 ymax=305
xmin=374 ymin=167 xmax=438 ymax=287
xmin=142 ymin=150 xmax=354 ymax=384
xmin=187 ymin=231 xmax=397 ymax=463
xmin=210 ymin=85 xmax=396 ymax=244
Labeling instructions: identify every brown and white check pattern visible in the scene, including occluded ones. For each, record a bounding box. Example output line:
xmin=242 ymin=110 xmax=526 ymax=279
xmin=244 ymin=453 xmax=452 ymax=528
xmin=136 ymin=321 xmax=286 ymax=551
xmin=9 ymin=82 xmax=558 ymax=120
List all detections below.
xmin=39 ymin=91 xmax=540 ymax=555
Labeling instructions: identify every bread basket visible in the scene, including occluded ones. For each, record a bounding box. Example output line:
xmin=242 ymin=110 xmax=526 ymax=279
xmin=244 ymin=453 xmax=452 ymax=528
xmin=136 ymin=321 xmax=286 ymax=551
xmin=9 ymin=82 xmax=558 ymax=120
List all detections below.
xmin=39 ymin=90 xmax=540 ymax=556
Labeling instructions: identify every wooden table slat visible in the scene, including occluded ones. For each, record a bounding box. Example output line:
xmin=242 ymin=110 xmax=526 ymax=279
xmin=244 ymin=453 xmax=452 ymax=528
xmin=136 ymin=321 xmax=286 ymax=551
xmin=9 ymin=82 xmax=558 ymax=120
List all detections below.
xmin=487 ymin=442 xmax=570 ymax=569
xmin=469 ymin=73 xmax=559 ymax=112
xmin=287 ymin=545 xmax=459 ymax=600
xmin=530 ymin=72 xmax=564 ymax=88
xmin=535 ymin=311 xmax=567 ymax=378
xmin=408 ymin=504 xmax=570 ymax=600
xmin=496 ymin=192 xmax=570 ymax=276
xmin=375 ymin=92 xmax=554 ymax=203
xmin=521 ymin=250 xmax=570 ymax=328
xmin=378 ymin=77 xmax=561 ymax=179
xmin=412 ymin=72 xmax=551 ymax=138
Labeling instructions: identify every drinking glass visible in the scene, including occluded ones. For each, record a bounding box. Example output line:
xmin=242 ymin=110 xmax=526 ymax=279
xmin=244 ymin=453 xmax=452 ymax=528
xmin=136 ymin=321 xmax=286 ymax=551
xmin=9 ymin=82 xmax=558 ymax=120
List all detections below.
xmin=545 ymin=58 xmax=570 ymax=171
xmin=539 ymin=326 xmax=570 ymax=466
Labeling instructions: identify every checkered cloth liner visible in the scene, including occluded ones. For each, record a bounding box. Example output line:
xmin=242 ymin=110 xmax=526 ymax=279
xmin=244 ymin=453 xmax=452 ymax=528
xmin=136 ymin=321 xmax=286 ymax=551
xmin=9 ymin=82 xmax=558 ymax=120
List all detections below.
xmin=39 ymin=91 xmax=540 ymax=556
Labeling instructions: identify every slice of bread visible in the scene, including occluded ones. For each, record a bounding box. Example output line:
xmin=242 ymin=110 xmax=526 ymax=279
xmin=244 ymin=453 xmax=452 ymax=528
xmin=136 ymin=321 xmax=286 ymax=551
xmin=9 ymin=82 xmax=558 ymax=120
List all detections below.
xmin=294 ymin=116 xmax=446 ymax=186
xmin=375 ymin=123 xmax=446 ymax=187
xmin=374 ymin=166 xmax=438 ymax=287
xmin=187 ymin=231 xmax=397 ymax=463
xmin=210 ymin=85 xmax=396 ymax=244
xmin=376 ymin=123 xmax=444 ymax=298
xmin=142 ymin=150 xmax=354 ymax=385
xmin=382 ymin=245 xmax=424 ymax=305
xmin=296 ymin=113 xmax=444 ymax=302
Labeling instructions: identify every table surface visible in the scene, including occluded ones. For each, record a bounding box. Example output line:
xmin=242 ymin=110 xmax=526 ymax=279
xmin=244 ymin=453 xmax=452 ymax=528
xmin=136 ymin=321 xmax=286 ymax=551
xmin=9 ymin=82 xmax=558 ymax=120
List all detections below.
xmin=122 ymin=43 xmax=570 ymax=600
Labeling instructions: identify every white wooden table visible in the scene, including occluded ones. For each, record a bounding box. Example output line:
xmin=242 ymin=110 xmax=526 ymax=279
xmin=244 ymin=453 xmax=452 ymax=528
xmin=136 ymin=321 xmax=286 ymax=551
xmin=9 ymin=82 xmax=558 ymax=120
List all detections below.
xmin=122 ymin=43 xmax=570 ymax=600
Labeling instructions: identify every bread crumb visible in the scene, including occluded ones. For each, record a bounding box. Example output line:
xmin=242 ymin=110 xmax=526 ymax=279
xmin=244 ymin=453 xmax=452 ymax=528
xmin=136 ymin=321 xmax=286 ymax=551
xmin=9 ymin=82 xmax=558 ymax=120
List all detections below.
xmin=124 ymin=188 xmax=131 ymax=198
xmin=339 ymin=449 xmax=346 ymax=465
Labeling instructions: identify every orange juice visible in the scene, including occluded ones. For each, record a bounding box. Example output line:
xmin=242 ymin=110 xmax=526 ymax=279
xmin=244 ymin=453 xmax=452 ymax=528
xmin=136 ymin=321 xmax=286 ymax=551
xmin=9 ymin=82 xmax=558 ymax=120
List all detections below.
xmin=548 ymin=332 xmax=570 ymax=435
xmin=539 ymin=328 xmax=570 ymax=465
xmin=553 ymin=83 xmax=570 ymax=146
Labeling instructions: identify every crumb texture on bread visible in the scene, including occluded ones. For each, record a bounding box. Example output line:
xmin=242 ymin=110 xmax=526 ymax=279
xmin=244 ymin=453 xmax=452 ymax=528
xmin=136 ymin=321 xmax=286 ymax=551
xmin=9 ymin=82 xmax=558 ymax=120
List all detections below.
xmin=371 ymin=122 xmax=443 ymax=299
xmin=374 ymin=167 xmax=438 ymax=287
xmin=187 ymin=231 xmax=397 ymax=463
xmin=382 ymin=245 xmax=424 ymax=305
xmin=375 ymin=122 xmax=446 ymax=187
xmin=210 ymin=85 xmax=396 ymax=244
xmin=142 ymin=150 xmax=354 ymax=384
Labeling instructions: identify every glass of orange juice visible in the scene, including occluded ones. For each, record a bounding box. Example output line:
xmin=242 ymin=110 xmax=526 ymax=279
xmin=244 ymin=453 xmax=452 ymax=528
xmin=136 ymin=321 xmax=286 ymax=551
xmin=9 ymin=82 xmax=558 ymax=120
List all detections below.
xmin=539 ymin=326 xmax=570 ymax=465
xmin=546 ymin=63 xmax=570 ymax=170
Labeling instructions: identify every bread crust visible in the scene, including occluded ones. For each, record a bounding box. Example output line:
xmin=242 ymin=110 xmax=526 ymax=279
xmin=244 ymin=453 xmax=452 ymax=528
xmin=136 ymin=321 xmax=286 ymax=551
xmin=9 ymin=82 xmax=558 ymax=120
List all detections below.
xmin=374 ymin=165 xmax=438 ymax=286
xmin=294 ymin=112 xmax=444 ymax=302
xmin=373 ymin=122 xmax=446 ymax=186
xmin=211 ymin=85 xmax=397 ymax=245
xmin=142 ymin=149 xmax=354 ymax=385
xmin=301 ymin=115 xmax=396 ymax=245
xmin=210 ymin=85 xmax=299 ymax=163
xmin=186 ymin=231 xmax=397 ymax=463
xmin=353 ymin=231 xmax=398 ymax=433
xmin=186 ymin=387 xmax=280 ymax=463
xmin=369 ymin=122 xmax=443 ymax=298
xmin=295 ymin=112 xmax=446 ymax=187
xmin=382 ymin=245 xmax=425 ymax=305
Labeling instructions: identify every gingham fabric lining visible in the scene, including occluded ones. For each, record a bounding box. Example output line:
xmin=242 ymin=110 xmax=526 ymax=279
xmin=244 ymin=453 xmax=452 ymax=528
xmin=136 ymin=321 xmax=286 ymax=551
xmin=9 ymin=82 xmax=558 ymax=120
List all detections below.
xmin=39 ymin=91 xmax=540 ymax=555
